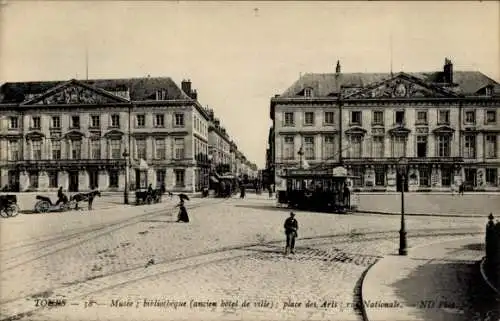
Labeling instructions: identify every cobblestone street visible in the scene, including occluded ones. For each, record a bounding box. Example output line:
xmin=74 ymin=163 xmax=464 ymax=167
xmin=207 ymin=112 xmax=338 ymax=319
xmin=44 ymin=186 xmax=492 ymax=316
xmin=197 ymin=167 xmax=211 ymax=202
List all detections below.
xmin=0 ymin=194 xmax=493 ymax=321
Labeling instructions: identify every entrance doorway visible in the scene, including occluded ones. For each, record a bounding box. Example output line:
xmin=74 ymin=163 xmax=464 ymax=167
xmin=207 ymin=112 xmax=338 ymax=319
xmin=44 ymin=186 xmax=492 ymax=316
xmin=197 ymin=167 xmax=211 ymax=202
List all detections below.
xmin=8 ymin=170 xmax=19 ymax=192
xmin=69 ymin=171 xmax=79 ymax=192
xmin=396 ymin=171 xmax=409 ymax=192
xmin=464 ymin=168 xmax=477 ymax=187
xmin=89 ymin=169 xmax=99 ymax=189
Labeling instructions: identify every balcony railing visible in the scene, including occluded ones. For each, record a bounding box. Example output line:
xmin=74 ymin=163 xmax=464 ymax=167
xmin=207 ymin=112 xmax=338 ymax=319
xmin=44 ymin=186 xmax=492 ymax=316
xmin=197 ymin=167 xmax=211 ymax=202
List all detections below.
xmin=342 ymin=157 xmax=464 ymax=164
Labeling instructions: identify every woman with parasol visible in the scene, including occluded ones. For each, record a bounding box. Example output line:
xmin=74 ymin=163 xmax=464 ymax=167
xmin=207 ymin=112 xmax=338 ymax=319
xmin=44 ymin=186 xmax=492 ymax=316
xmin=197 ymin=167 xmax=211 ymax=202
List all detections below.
xmin=176 ymin=194 xmax=190 ymax=223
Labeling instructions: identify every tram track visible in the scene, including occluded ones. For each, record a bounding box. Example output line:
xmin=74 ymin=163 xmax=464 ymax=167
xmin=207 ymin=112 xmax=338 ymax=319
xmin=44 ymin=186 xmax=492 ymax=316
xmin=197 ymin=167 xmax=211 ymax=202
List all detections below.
xmin=0 ymin=198 xmax=229 ymax=273
xmin=0 ymin=226 xmax=483 ymax=321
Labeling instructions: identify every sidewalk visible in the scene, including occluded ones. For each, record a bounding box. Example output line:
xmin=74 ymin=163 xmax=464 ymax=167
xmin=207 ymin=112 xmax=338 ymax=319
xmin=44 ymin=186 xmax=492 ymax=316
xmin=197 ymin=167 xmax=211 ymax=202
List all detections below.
xmin=361 ymin=236 xmax=500 ymax=321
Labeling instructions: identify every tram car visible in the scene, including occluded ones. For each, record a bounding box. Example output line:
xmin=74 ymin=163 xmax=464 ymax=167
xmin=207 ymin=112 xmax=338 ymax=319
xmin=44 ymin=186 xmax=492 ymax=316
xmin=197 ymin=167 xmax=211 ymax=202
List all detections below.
xmin=277 ymin=166 xmax=355 ymax=213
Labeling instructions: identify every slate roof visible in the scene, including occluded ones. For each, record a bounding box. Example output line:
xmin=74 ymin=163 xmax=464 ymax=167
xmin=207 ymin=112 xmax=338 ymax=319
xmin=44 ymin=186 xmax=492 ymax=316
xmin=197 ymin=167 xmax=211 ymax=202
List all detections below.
xmin=0 ymin=77 xmax=192 ymax=104
xmin=280 ymin=71 xmax=499 ymax=98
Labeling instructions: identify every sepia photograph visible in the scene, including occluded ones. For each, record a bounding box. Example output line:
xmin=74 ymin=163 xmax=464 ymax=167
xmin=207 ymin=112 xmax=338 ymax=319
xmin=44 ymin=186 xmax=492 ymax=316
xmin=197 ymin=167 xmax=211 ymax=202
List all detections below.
xmin=0 ymin=1 xmax=499 ymax=320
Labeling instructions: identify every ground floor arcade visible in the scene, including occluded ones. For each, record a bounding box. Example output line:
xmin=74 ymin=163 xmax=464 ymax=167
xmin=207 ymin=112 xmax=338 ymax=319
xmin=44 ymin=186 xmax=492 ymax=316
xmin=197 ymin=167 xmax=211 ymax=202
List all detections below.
xmin=274 ymin=162 xmax=500 ymax=192
xmin=0 ymin=165 xmax=209 ymax=193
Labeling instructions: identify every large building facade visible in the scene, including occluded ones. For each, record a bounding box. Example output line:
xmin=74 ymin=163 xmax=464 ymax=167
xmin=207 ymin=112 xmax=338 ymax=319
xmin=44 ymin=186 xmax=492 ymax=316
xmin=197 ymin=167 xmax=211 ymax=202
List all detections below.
xmin=270 ymin=59 xmax=500 ymax=192
xmin=0 ymin=77 xmax=253 ymax=193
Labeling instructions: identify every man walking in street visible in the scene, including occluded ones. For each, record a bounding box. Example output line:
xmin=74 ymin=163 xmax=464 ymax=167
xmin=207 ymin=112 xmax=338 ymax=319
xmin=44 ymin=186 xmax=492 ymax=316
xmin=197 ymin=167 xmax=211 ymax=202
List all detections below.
xmin=284 ymin=212 xmax=298 ymax=254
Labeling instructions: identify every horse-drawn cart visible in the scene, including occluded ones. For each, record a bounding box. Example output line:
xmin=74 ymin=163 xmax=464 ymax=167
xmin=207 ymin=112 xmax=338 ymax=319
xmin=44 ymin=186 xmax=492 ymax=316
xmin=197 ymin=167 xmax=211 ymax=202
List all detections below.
xmin=135 ymin=188 xmax=163 ymax=205
xmin=0 ymin=194 xmax=19 ymax=218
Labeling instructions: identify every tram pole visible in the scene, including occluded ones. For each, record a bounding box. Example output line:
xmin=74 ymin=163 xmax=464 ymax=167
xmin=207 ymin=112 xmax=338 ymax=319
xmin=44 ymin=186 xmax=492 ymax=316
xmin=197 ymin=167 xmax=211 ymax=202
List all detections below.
xmin=398 ymin=157 xmax=408 ymax=256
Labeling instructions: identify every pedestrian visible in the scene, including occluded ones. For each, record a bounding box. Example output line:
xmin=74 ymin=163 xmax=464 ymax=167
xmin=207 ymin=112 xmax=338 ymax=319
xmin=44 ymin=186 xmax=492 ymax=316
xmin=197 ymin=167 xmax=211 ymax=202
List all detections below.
xmin=268 ymin=185 xmax=273 ymax=198
xmin=176 ymin=200 xmax=190 ymax=223
xmin=284 ymin=212 xmax=298 ymax=254
xmin=240 ymin=184 xmax=246 ymax=199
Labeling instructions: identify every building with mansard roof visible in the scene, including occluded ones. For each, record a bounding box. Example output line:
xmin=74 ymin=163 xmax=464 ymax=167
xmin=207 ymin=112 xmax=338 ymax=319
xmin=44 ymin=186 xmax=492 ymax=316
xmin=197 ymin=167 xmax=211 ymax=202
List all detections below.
xmin=269 ymin=59 xmax=500 ymax=192
xmin=0 ymin=77 xmax=253 ymax=193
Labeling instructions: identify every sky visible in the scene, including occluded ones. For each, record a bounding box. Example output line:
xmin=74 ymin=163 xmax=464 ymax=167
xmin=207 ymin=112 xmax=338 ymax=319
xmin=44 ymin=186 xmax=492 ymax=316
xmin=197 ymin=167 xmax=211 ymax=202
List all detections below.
xmin=0 ymin=1 xmax=498 ymax=168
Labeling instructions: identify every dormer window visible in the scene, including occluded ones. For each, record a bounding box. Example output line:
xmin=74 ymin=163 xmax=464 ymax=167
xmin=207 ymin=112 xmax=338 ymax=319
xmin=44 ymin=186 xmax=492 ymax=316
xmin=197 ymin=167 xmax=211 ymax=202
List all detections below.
xmin=485 ymin=86 xmax=492 ymax=96
xmin=304 ymin=88 xmax=313 ymax=98
xmin=156 ymin=90 xmax=167 ymax=100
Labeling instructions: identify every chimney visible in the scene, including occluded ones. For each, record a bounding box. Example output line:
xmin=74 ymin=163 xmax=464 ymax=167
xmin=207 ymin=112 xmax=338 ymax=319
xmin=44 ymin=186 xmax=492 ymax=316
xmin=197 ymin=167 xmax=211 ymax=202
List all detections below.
xmin=336 ymin=60 xmax=341 ymax=74
xmin=443 ymin=58 xmax=453 ymax=84
xmin=191 ymin=89 xmax=197 ymax=100
xmin=181 ymin=79 xmax=192 ymax=95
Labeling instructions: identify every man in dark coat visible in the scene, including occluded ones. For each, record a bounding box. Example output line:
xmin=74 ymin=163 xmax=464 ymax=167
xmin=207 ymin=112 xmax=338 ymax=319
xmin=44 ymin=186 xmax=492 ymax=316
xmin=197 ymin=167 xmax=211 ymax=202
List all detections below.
xmin=55 ymin=187 xmax=67 ymax=206
xmin=284 ymin=212 xmax=298 ymax=254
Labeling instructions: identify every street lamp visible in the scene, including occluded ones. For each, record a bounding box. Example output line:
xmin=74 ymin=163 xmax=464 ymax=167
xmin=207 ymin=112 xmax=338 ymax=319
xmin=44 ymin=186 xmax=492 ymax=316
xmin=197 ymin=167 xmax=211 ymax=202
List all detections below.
xmin=123 ymin=149 xmax=129 ymax=204
xmin=397 ymin=157 xmax=408 ymax=256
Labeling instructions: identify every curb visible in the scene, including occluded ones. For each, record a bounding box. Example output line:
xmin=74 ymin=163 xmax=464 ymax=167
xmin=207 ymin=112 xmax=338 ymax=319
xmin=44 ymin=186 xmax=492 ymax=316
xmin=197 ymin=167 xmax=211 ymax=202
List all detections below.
xmin=479 ymin=257 xmax=500 ymax=297
xmin=355 ymin=210 xmax=486 ymax=218
xmin=359 ymin=235 xmax=483 ymax=321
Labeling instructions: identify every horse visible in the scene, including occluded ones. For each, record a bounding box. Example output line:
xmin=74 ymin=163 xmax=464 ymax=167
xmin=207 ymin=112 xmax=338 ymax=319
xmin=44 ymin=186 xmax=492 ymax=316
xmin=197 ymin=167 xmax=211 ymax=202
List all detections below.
xmin=70 ymin=190 xmax=101 ymax=210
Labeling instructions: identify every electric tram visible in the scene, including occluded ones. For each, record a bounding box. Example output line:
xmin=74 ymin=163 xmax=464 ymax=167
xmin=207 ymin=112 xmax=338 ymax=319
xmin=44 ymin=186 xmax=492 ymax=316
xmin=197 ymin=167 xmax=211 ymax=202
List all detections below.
xmin=277 ymin=166 xmax=355 ymax=213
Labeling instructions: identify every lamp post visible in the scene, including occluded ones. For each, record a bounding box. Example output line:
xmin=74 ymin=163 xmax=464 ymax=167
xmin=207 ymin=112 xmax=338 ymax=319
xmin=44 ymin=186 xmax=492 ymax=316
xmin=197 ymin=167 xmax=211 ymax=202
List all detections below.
xmin=123 ymin=149 xmax=129 ymax=204
xmin=397 ymin=157 xmax=408 ymax=255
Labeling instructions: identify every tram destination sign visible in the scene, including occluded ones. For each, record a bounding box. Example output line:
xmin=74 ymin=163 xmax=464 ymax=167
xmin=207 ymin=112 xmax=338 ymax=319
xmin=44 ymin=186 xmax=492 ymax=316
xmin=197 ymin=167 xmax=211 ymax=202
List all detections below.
xmin=286 ymin=169 xmax=331 ymax=176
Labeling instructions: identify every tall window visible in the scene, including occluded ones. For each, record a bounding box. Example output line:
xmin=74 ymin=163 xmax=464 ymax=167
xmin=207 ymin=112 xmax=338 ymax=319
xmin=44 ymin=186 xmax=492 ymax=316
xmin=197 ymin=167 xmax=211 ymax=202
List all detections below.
xmin=109 ymin=170 xmax=119 ymax=188
xmin=304 ymin=112 xmax=314 ymax=125
xmin=91 ymin=139 xmax=100 ymax=159
xmin=324 ymin=112 xmax=334 ymax=125
xmin=52 ymin=116 xmax=61 ymax=129
xmin=284 ymin=112 xmax=294 ymax=126
xmin=136 ymin=139 xmax=147 ymax=159
xmin=111 ymin=114 xmax=120 ymax=128
xmin=71 ymin=116 xmax=80 ymax=128
xmin=416 ymin=111 xmax=428 ymax=125
xmin=175 ymin=169 xmax=185 ymax=187
xmin=392 ymin=136 xmax=406 ymax=158
xmin=395 ymin=111 xmax=405 ymax=125
xmin=437 ymin=135 xmax=451 ymax=157
xmin=52 ymin=140 xmax=61 ymax=160
xmin=72 ymin=140 xmax=82 ymax=159
xmin=32 ymin=116 xmax=41 ymax=129
xmin=486 ymin=110 xmax=496 ymax=124
xmin=91 ymin=115 xmax=100 ymax=128
xmin=350 ymin=111 xmax=362 ymax=125
xmin=438 ymin=110 xmax=450 ymax=124
xmin=283 ymin=136 xmax=294 ymax=160
xmin=156 ymin=169 xmax=166 ymax=187
xmin=350 ymin=166 xmax=364 ymax=187
xmin=372 ymin=136 xmax=384 ymax=158
xmin=463 ymin=135 xmax=476 ymax=159
xmin=32 ymin=140 xmax=42 ymax=160
xmin=324 ymin=136 xmax=335 ymax=159
xmin=304 ymin=136 xmax=315 ymax=159
xmin=9 ymin=117 xmax=18 ymax=129
xmin=372 ymin=111 xmax=384 ymax=125
xmin=156 ymin=139 xmax=166 ymax=159
xmin=464 ymin=110 xmax=475 ymax=124
xmin=111 ymin=139 xmax=121 ymax=159
xmin=486 ymin=168 xmax=498 ymax=186
xmin=485 ymin=135 xmax=497 ymax=158
xmin=8 ymin=140 xmax=19 ymax=161
xmin=48 ymin=171 xmax=58 ymax=188
xmin=155 ymin=114 xmax=165 ymax=128
xmin=136 ymin=114 xmax=146 ymax=127
xmin=174 ymin=113 xmax=184 ymax=127
xmin=441 ymin=166 xmax=452 ymax=187
xmin=416 ymin=136 xmax=427 ymax=158
xmin=349 ymin=135 xmax=362 ymax=158
xmin=419 ymin=166 xmax=430 ymax=187
xmin=374 ymin=165 xmax=385 ymax=186
xmin=174 ymin=138 xmax=185 ymax=159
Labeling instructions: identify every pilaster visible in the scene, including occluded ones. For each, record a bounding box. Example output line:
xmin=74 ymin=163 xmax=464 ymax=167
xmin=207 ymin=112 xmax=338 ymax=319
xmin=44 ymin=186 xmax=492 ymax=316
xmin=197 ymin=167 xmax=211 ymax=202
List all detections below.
xmin=59 ymin=171 xmax=69 ymax=191
xmin=78 ymin=170 xmax=89 ymax=191
xmin=118 ymin=169 xmax=126 ymax=190
xmin=19 ymin=171 xmax=29 ymax=191
xmin=39 ymin=171 xmax=49 ymax=191
xmin=98 ymin=170 xmax=109 ymax=190
xmin=364 ymin=166 xmax=375 ymax=188
xmin=477 ymin=167 xmax=486 ymax=190
xmin=408 ymin=167 xmax=419 ymax=192
xmin=0 ymin=168 xmax=8 ymax=189
xmin=386 ymin=166 xmax=397 ymax=192
xmin=431 ymin=165 xmax=441 ymax=188
xmin=147 ymin=168 xmax=156 ymax=188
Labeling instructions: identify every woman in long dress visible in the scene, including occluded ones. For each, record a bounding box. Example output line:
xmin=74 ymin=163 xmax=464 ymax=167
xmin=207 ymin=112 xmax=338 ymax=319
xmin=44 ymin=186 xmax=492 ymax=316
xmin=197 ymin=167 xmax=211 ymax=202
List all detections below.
xmin=176 ymin=200 xmax=189 ymax=223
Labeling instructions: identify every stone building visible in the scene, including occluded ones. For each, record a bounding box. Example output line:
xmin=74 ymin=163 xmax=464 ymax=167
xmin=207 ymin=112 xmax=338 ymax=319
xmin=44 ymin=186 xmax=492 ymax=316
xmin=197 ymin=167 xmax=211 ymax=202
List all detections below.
xmin=270 ymin=59 xmax=500 ymax=192
xmin=0 ymin=77 xmax=218 ymax=193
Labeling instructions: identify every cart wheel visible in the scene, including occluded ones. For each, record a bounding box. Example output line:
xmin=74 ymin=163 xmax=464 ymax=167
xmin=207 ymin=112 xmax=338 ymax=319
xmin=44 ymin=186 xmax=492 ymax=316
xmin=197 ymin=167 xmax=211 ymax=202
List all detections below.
xmin=67 ymin=200 xmax=77 ymax=211
xmin=36 ymin=201 xmax=50 ymax=213
xmin=6 ymin=204 xmax=19 ymax=217
xmin=0 ymin=208 xmax=8 ymax=218
xmin=146 ymin=196 xmax=153 ymax=204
